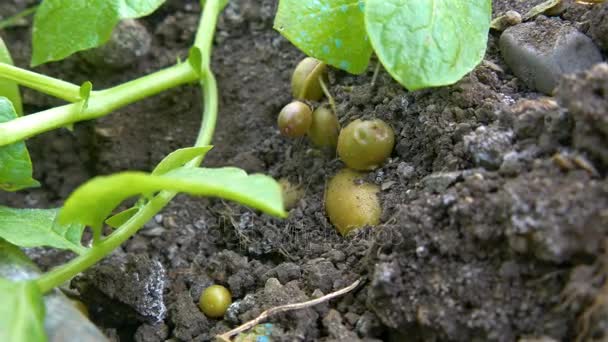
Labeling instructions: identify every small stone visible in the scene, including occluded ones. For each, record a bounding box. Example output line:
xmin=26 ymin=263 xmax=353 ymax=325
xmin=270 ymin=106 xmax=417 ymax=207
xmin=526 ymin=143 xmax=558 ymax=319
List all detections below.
xmin=491 ymin=10 xmax=522 ymax=31
xmin=500 ymin=17 xmax=603 ymax=94
xmin=81 ymin=19 xmax=151 ymax=69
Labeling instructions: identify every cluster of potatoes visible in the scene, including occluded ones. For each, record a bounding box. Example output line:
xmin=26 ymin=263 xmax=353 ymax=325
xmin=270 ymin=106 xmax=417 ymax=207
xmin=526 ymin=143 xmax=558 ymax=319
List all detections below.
xmin=278 ymin=58 xmax=395 ymax=236
xmin=196 ymin=59 xmax=397 ymax=321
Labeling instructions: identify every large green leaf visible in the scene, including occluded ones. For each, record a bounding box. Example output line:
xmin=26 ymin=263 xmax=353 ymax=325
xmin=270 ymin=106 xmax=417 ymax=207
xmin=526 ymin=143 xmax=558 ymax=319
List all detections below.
xmin=104 ymin=146 xmax=213 ymax=229
xmin=274 ymin=0 xmax=372 ymax=74
xmin=31 ymin=0 xmax=165 ymax=66
xmin=0 ymin=97 xmax=39 ymax=191
xmin=152 ymin=146 xmax=212 ymax=175
xmin=0 ymin=278 xmax=46 ymax=342
xmin=364 ymin=0 xmax=492 ymax=90
xmin=0 ymin=206 xmax=86 ymax=254
xmin=0 ymin=36 xmax=23 ymax=115
xmin=59 ymin=167 xmax=287 ymax=230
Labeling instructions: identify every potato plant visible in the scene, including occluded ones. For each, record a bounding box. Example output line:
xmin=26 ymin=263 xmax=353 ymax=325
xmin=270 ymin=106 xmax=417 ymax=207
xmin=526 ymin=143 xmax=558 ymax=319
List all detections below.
xmin=0 ymin=1 xmax=287 ymax=340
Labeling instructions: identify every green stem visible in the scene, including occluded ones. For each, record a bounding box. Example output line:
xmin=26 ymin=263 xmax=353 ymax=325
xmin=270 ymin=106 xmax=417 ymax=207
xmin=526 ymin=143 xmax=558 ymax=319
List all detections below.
xmin=35 ymin=0 xmax=224 ymax=294
xmin=0 ymin=62 xmax=81 ymax=102
xmin=0 ymin=61 xmax=198 ymax=146
xmin=0 ymin=5 xmax=39 ymax=30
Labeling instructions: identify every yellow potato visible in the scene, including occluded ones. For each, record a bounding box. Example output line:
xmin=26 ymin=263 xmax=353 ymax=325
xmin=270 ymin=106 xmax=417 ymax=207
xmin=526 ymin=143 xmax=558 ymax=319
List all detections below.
xmin=325 ymin=169 xmax=381 ymax=235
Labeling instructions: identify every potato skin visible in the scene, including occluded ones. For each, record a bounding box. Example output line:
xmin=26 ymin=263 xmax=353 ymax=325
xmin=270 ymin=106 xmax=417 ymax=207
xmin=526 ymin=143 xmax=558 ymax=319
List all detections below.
xmin=337 ymin=119 xmax=395 ymax=170
xmin=278 ymin=101 xmax=312 ymax=137
xmin=308 ymin=105 xmax=340 ymax=148
xmin=325 ymin=169 xmax=381 ymax=235
xmin=199 ymin=285 xmax=232 ymax=318
xmin=291 ymin=57 xmax=327 ymax=101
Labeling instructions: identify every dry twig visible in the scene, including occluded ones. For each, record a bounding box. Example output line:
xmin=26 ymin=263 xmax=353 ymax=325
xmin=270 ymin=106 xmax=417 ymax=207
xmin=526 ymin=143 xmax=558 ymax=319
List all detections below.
xmin=215 ymin=278 xmax=362 ymax=341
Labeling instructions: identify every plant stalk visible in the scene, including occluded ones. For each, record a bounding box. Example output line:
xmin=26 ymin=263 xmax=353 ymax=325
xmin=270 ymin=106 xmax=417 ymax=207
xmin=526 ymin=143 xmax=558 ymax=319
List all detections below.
xmin=35 ymin=0 xmax=225 ymax=294
xmin=0 ymin=61 xmax=198 ymax=146
xmin=0 ymin=62 xmax=81 ymax=102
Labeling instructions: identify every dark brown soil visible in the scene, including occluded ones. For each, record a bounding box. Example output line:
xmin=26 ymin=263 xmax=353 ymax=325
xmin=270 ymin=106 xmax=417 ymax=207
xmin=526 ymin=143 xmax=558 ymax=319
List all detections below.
xmin=1 ymin=0 xmax=608 ymax=341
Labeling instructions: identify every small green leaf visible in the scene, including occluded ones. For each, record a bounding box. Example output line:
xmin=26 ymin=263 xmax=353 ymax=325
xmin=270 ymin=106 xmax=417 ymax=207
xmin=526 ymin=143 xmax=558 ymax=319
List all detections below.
xmin=152 ymin=146 xmax=212 ymax=175
xmin=59 ymin=167 xmax=287 ymax=229
xmin=79 ymin=81 xmax=92 ymax=99
xmin=0 ymin=206 xmax=86 ymax=254
xmin=104 ymin=207 xmax=140 ymax=229
xmin=364 ymin=0 xmax=492 ymax=90
xmin=0 ymin=97 xmax=39 ymax=191
xmin=31 ymin=0 xmax=165 ymax=66
xmin=0 ymin=36 xmax=23 ymax=115
xmin=74 ymin=81 xmax=93 ymax=124
xmin=0 ymin=278 xmax=46 ymax=342
xmin=188 ymin=47 xmax=203 ymax=76
xmin=274 ymin=0 xmax=372 ymax=74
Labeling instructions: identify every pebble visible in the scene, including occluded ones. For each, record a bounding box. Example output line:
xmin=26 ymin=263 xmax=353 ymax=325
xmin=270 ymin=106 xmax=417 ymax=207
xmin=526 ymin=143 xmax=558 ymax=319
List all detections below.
xmin=81 ymin=19 xmax=151 ymax=69
xmin=500 ymin=17 xmax=602 ymax=94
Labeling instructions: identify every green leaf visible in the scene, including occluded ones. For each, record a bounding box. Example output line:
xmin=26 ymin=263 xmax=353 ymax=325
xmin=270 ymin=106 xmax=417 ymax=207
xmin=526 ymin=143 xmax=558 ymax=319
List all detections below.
xmin=188 ymin=47 xmax=203 ymax=77
xmin=59 ymin=167 xmax=287 ymax=230
xmin=0 ymin=97 xmax=40 ymax=191
xmin=105 ymin=207 xmax=140 ymax=229
xmin=31 ymin=0 xmax=165 ymax=66
xmin=364 ymin=0 xmax=492 ymax=90
xmin=104 ymin=147 xmax=212 ymax=229
xmin=274 ymin=0 xmax=372 ymax=74
xmin=0 ymin=278 xmax=46 ymax=342
xmin=0 ymin=206 xmax=86 ymax=254
xmin=79 ymin=81 xmax=93 ymax=109
xmin=152 ymin=146 xmax=212 ymax=175
xmin=0 ymin=36 xmax=23 ymax=115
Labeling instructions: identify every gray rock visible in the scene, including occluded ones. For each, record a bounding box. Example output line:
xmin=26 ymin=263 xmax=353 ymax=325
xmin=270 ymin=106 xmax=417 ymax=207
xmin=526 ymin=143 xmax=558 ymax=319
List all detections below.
xmin=464 ymin=126 xmax=513 ymax=170
xmin=500 ymin=17 xmax=603 ymax=94
xmin=81 ymin=19 xmax=151 ymax=69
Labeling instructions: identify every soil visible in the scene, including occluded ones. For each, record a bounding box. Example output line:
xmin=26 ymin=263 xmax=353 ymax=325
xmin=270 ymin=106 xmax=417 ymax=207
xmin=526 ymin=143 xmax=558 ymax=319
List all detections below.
xmin=1 ymin=0 xmax=608 ymax=341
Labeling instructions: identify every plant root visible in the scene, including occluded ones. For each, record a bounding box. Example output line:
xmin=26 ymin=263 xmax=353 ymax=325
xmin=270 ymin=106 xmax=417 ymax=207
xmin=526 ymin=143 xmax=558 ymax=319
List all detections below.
xmin=215 ymin=278 xmax=362 ymax=342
